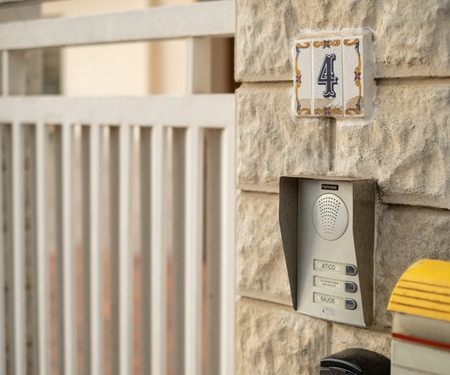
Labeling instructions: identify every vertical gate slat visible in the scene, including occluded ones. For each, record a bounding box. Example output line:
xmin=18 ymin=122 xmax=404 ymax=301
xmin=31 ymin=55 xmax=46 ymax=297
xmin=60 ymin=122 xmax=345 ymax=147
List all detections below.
xmin=82 ymin=125 xmax=102 ymax=375
xmin=150 ymin=125 xmax=166 ymax=375
xmin=81 ymin=126 xmax=90 ymax=375
xmin=89 ymin=124 xmax=102 ymax=375
xmin=35 ymin=122 xmax=49 ymax=375
xmin=12 ymin=122 xmax=26 ymax=375
xmin=172 ymin=128 xmax=186 ymax=375
xmin=0 ymin=126 xmax=6 ymax=375
xmin=110 ymin=127 xmax=119 ymax=375
xmin=140 ymin=128 xmax=151 ymax=375
xmin=140 ymin=125 xmax=167 ymax=375
xmin=184 ymin=126 xmax=203 ymax=375
xmin=185 ymin=36 xmax=211 ymax=375
xmin=110 ymin=125 xmax=131 ymax=375
xmin=62 ymin=123 xmax=75 ymax=375
xmin=119 ymin=124 xmax=132 ymax=375
xmin=186 ymin=38 xmax=212 ymax=94
xmin=220 ymin=125 xmax=235 ymax=375
xmin=203 ymin=130 xmax=221 ymax=375
xmin=57 ymin=123 xmax=75 ymax=375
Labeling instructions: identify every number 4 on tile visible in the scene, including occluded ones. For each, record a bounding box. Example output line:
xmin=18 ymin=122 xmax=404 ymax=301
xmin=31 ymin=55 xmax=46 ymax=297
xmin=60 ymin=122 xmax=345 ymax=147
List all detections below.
xmin=317 ymin=54 xmax=339 ymax=98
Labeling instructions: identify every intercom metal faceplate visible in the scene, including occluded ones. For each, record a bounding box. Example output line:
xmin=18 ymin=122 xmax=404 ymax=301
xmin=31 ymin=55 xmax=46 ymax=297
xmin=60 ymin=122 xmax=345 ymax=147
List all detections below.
xmin=279 ymin=176 xmax=375 ymax=327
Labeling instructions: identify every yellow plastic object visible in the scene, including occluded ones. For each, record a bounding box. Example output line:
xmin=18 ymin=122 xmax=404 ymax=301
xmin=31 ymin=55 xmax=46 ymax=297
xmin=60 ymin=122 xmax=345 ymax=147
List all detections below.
xmin=388 ymin=259 xmax=450 ymax=322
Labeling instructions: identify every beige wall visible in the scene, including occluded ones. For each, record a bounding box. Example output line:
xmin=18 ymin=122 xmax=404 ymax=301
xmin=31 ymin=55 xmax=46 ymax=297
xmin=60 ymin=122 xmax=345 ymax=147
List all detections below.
xmin=234 ymin=0 xmax=450 ymax=374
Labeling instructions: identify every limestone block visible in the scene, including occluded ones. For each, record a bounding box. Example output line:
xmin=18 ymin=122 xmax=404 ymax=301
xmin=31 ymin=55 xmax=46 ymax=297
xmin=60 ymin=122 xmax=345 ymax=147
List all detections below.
xmin=236 ymin=0 xmax=450 ymax=81
xmin=237 ymin=83 xmax=449 ymax=209
xmin=335 ymin=82 xmax=450 ymax=209
xmin=332 ymin=324 xmax=391 ymax=358
xmin=236 ymin=192 xmax=291 ymax=305
xmin=236 ymin=298 xmax=328 ymax=375
xmin=374 ymin=204 xmax=450 ymax=327
xmin=236 ymin=84 xmax=332 ymax=192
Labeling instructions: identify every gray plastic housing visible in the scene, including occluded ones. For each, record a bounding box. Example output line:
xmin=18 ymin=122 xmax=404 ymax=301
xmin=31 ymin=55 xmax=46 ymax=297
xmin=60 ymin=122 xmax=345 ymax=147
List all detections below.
xmin=279 ymin=176 xmax=375 ymax=327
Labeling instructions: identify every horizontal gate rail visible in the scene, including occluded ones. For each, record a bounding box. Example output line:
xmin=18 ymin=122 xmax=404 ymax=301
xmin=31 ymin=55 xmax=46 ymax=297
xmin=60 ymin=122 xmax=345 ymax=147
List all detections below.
xmin=0 ymin=95 xmax=235 ymax=127
xmin=0 ymin=0 xmax=235 ymax=50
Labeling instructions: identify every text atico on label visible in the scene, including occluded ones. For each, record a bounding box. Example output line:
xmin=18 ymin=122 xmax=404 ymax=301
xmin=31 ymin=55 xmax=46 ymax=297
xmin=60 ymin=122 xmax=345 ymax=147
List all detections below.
xmin=314 ymin=259 xmax=344 ymax=274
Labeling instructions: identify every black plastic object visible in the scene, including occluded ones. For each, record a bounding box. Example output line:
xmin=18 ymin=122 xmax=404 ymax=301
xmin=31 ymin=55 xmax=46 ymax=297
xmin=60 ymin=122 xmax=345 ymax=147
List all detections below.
xmin=320 ymin=348 xmax=390 ymax=375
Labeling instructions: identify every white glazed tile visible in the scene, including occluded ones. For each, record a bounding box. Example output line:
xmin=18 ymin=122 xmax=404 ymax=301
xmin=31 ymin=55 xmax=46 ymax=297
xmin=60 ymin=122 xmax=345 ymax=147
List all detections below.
xmin=292 ymin=33 xmax=373 ymax=120
xmin=312 ymin=38 xmax=343 ymax=117
xmin=343 ymin=36 xmax=364 ymax=117
xmin=293 ymin=40 xmax=312 ymax=116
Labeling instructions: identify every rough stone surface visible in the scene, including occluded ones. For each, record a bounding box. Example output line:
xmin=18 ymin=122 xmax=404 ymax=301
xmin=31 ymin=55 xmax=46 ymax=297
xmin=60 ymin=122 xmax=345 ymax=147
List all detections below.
xmin=237 ymin=82 xmax=450 ymax=209
xmin=332 ymin=324 xmax=391 ymax=358
xmin=235 ymin=1 xmax=450 ymax=371
xmin=237 ymin=84 xmax=332 ymax=192
xmin=236 ymin=192 xmax=291 ymax=305
xmin=374 ymin=204 xmax=450 ymax=327
xmin=335 ymin=80 xmax=450 ymax=209
xmin=236 ymin=0 xmax=450 ymax=81
xmin=235 ymin=298 xmax=328 ymax=375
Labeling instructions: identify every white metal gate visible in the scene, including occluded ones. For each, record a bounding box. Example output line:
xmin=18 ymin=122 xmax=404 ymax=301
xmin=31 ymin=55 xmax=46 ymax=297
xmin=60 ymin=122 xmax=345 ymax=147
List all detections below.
xmin=0 ymin=1 xmax=235 ymax=374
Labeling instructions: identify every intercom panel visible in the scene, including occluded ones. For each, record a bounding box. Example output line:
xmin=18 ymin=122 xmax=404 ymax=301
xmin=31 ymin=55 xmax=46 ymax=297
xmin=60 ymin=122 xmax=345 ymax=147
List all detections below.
xmin=279 ymin=176 xmax=375 ymax=327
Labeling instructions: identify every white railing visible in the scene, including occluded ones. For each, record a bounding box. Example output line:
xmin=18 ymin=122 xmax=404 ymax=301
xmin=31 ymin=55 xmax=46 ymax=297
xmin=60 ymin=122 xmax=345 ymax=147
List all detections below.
xmin=0 ymin=1 xmax=234 ymax=50
xmin=0 ymin=1 xmax=235 ymax=375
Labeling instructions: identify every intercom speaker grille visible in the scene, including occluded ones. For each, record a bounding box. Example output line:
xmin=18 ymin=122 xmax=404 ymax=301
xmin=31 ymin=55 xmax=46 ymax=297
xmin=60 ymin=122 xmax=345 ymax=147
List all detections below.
xmin=312 ymin=193 xmax=349 ymax=241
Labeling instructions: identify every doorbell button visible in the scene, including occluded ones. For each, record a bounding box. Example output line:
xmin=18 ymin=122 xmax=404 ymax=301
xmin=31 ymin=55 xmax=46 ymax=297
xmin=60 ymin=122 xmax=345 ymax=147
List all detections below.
xmin=345 ymin=264 xmax=358 ymax=276
xmin=345 ymin=281 xmax=357 ymax=293
xmin=345 ymin=299 xmax=357 ymax=310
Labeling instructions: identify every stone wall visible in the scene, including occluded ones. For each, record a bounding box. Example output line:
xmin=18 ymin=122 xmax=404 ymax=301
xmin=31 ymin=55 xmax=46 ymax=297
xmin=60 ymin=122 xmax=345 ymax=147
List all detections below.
xmin=235 ymin=1 xmax=450 ymax=373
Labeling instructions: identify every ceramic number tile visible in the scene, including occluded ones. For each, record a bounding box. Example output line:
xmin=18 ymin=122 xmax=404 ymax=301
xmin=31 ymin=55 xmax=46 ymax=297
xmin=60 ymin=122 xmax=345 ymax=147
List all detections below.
xmin=293 ymin=40 xmax=312 ymax=116
xmin=312 ymin=38 xmax=343 ymax=117
xmin=342 ymin=36 xmax=364 ymax=117
xmin=293 ymin=33 xmax=373 ymax=119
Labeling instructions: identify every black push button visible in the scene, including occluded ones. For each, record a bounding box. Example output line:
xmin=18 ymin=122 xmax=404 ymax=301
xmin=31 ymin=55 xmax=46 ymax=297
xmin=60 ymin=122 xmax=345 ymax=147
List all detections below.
xmin=346 ymin=264 xmax=358 ymax=276
xmin=345 ymin=298 xmax=357 ymax=310
xmin=345 ymin=281 xmax=357 ymax=293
